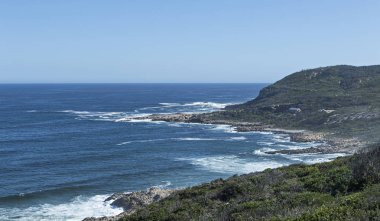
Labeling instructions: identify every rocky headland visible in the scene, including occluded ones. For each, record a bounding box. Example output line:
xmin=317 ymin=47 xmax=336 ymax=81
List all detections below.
xmin=83 ymin=187 xmax=174 ymax=221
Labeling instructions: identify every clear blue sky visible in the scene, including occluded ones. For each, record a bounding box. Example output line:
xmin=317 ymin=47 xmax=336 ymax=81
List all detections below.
xmin=0 ymin=0 xmax=379 ymax=83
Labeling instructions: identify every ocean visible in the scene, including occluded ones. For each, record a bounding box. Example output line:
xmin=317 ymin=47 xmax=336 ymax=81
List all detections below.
xmin=0 ymin=84 xmax=345 ymax=220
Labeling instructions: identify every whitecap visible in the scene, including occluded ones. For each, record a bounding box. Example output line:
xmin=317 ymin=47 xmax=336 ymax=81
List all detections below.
xmin=272 ymin=134 xmax=291 ymax=143
xmin=209 ymin=124 xmax=237 ymax=133
xmin=275 ymin=144 xmax=309 ymax=150
xmin=119 ymin=118 xmax=153 ymax=123
xmin=251 ymin=131 xmax=274 ymax=135
xmin=177 ymin=155 xmax=285 ymax=174
xmin=60 ymin=110 xmax=155 ymax=123
xmin=153 ymin=181 xmax=172 ymax=189
xmin=257 ymin=141 xmax=275 ymax=146
xmin=159 ymin=103 xmax=181 ymax=107
xmin=182 ymin=102 xmax=234 ymax=109
xmin=116 ymin=141 xmax=132 ymax=145
xmin=158 ymin=101 xmax=237 ymax=109
xmin=115 ymin=113 xmax=156 ymax=122
xmin=253 ymin=147 xmax=277 ymax=156
xmin=138 ymin=101 xmax=234 ymax=113
xmin=60 ymin=110 xmax=126 ymax=121
xmin=166 ymin=123 xmax=183 ymax=127
xmin=174 ymin=137 xmax=217 ymax=141
xmin=281 ymin=153 xmax=348 ymax=164
xmin=228 ymin=136 xmax=247 ymax=141
xmin=117 ymin=138 xmax=167 ymax=145
xmin=0 ymin=194 xmax=123 ymax=221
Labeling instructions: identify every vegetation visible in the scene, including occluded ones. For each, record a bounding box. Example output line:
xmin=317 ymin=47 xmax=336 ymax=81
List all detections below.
xmin=121 ymin=144 xmax=380 ymax=220
xmin=201 ymin=65 xmax=380 ymax=142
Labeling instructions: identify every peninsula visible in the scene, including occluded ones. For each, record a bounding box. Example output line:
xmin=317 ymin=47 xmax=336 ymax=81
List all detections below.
xmin=85 ymin=65 xmax=380 ymax=221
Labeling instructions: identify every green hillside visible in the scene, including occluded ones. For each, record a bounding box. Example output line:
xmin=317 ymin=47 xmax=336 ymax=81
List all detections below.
xmin=121 ymin=144 xmax=380 ymax=221
xmin=202 ymin=65 xmax=380 ymax=142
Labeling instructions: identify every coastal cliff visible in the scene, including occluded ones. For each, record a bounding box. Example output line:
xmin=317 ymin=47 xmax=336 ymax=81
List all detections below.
xmin=85 ymin=65 xmax=380 ymax=220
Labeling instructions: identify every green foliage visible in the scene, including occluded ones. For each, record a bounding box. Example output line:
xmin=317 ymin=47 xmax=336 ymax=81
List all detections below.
xmin=301 ymin=165 xmax=352 ymax=195
xmin=121 ymin=145 xmax=380 ymax=221
xmin=201 ymin=65 xmax=380 ymax=142
xmin=293 ymin=184 xmax=380 ymax=221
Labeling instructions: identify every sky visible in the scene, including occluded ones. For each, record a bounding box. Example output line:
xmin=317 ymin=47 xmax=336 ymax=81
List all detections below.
xmin=0 ymin=0 xmax=379 ymax=83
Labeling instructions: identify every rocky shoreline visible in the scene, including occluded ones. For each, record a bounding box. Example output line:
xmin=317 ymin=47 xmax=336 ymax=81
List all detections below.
xmin=83 ymin=187 xmax=174 ymax=221
xmin=132 ymin=113 xmax=361 ymax=154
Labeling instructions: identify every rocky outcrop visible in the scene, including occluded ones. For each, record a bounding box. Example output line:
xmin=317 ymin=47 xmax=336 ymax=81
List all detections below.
xmin=83 ymin=187 xmax=174 ymax=221
xmin=265 ymin=146 xmax=335 ymax=155
xmin=109 ymin=187 xmax=173 ymax=211
xmin=289 ymin=132 xmax=325 ymax=142
xmin=134 ymin=113 xmax=270 ymax=131
xmin=137 ymin=113 xmax=197 ymax=123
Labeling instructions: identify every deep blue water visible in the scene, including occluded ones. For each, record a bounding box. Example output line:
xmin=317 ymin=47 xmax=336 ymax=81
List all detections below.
xmin=0 ymin=84 xmax=344 ymax=220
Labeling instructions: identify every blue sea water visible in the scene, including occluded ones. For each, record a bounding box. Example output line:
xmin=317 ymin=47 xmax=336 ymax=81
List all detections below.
xmin=0 ymin=84 xmax=345 ymax=220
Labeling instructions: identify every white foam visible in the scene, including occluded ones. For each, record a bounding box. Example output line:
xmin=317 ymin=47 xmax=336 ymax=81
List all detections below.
xmin=159 ymin=103 xmax=181 ymax=107
xmin=121 ymin=118 xmax=153 ymax=123
xmin=182 ymin=102 xmax=235 ymax=109
xmin=117 ymin=138 xmax=167 ymax=145
xmin=61 ymin=110 xmax=124 ymax=121
xmin=281 ymin=153 xmax=348 ymax=164
xmin=275 ymin=144 xmax=308 ymax=150
xmin=118 ymin=136 xmax=252 ymax=145
xmin=139 ymin=101 xmax=234 ymax=113
xmin=0 ymin=194 xmax=123 ymax=221
xmin=60 ymin=110 xmax=155 ymax=123
xmin=257 ymin=141 xmax=275 ymax=146
xmin=175 ymin=137 xmax=217 ymax=141
xmin=60 ymin=101 xmax=235 ymax=124
xmin=157 ymin=101 xmax=237 ymax=110
xmin=166 ymin=122 xmax=183 ymax=127
xmin=228 ymin=136 xmax=247 ymax=141
xmin=251 ymin=131 xmax=274 ymax=135
xmin=177 ymin=155 xmax=285 ymax=174
xmin=210 ymin=124 xmax=237 ymax=133
xmin=116 ymin=141 xmax=132 ymax=145
xmin=153 ymin=181 xmax=172 ymax=189
xmin=272 ymin=134 xmax=291 ymax=143
xmin=112 ymin=113 xmax=154 ymax=122
xmin=253 ymin=147 xmax=277 ymax=156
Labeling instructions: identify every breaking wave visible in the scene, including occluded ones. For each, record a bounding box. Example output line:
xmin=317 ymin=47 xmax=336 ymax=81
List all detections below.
xmin=280 ymin=152 xmax=348 ymax=164
xmin=177 ymin=155 xmax=286 ymax=174
xmin=0 ymin=194 xmax=123 ymax=221
xmin=253 ymin=147 xmax=277 ymax=156
xmin=209 ymin=124 xmax=237 ymax=133
xmin=138 ymin=101 xmax=237 ymax=113
xmin=174 ymin=137 xmax=218 ymax=141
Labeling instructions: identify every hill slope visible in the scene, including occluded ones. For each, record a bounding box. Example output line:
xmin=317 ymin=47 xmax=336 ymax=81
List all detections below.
xmin=202 ymin=65 xmax=380 ymax=143
xmin=121 ymin=144 xmax=380 ymax=221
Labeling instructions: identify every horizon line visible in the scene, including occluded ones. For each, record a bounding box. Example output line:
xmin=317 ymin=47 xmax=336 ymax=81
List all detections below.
xmin=0 ymin=82 xmax=271 ymax=84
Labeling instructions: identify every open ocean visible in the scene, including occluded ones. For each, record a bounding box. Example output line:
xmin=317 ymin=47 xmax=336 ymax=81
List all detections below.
xmin=0 ymin=84 xmax=345 ymax=220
